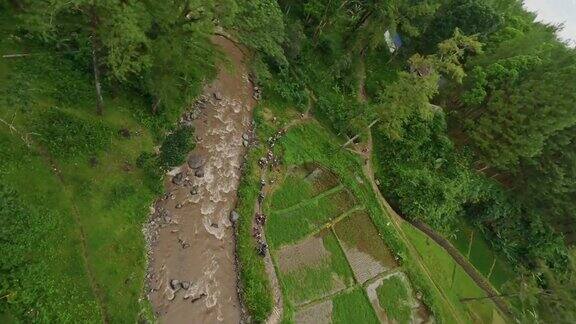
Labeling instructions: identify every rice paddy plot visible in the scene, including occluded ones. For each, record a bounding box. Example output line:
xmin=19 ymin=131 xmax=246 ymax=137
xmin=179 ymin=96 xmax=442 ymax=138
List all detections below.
xmin=300 ymin=163 xmax=342 ymax=194
xmin=270 ymin=163 xmax=343 ymax=211
xmin=366 ymin=272 xmax=433 ymax=324
xmin=331 ymin=287 xmax=379 ymax=324
xmin=402 ymin=222 xmax=502 ymax=323
xmin=275 ymin=230 xmax=355 ymax=305
xmin=452 ymin=223 xmax=515 ymax=292
xmin=267 ymin=185 xmax=357 ymax=249
xmin=295 ymin=299 xmax=333 ymax=324
xmin=333 ymin=211 xmax=399 ymax=284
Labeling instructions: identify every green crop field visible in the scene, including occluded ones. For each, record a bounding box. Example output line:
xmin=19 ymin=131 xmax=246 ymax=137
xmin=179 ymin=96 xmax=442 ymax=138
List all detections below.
xmin=278 ymin=231 xmax=355 ymax=304
xmin=452 ymin=222 xmax=516 ymax=291
xmin=332 ymin=288 xmax=379 ymax=324
xmin=376 ymin=275 xmax=412 ymax=323
xmin=402 ymin=222 xmax=501 ymax=323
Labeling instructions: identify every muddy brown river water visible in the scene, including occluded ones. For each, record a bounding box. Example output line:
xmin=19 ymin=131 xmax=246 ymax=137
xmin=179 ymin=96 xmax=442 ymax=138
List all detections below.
xmin=147 ymin=36 xmax=254 ymax=323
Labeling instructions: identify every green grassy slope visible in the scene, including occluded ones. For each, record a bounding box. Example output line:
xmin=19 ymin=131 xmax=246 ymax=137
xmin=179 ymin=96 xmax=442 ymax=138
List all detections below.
xmin=0 ymin=14 xmax=168 ymax=322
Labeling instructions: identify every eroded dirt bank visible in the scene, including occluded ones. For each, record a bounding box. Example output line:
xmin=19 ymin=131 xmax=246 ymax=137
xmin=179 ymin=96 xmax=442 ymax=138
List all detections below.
xmin=146 ymin=36 xmax=254 ymax=323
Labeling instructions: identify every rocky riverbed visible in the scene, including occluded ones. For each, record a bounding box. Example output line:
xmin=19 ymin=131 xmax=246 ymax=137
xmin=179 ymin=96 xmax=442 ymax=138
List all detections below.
xmin=144 ymin=35 xmax=256 ymax=323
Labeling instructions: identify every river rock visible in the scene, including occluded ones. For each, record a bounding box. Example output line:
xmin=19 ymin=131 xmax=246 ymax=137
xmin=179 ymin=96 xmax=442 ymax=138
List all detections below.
xmin=195 ymin=168 xmax=205 ymax=178
xmin=213 ymin=91 xmax=223 ymax=101
xmin=172 ymin=172 xmax=184 ymax=185
xmin=166 ymin=288 xmax=176 ymax=301
xmin=230 ymin=210 xmax=240 ymax=223
xmin=190 ymin=185 xmax=199 ymax=195
xmin=170 ymin=279 xmax=181 ymax=290
xmin=187 ymin=154 xmax=205 ymax=169
xmin=180 ymin=281 xmax=190 ymax=290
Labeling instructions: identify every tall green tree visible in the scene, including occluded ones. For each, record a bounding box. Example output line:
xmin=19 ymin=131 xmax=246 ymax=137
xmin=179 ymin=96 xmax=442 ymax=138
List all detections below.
xmin=420 ymin=0 xmax=502 ymax=52
xmin=465 ymin=47 xmax=576 ymax=169
xmin=18 ymin=0 xmax=153 ymax=114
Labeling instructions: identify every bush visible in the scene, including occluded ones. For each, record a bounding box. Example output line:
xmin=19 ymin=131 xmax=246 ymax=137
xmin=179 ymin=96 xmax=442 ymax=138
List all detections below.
xmin=33 ymin=108 xmax=112 ymax=158
xmin=158 ymin=126 xmax=195 ymax=168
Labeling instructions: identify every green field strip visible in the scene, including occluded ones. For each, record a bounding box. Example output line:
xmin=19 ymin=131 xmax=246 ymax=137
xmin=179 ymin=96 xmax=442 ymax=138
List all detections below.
xmin=273 ymin=184 xmax=345 ymax=215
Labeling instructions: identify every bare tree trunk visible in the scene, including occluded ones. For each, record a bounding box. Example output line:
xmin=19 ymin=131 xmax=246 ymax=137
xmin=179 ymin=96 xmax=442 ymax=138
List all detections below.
xmin=152 ymin=98 xmax=161 ymax=115
xmin=341 ymin=118 xmax=380 ymax=148
xmin=92 ymin=47 xmax=104 ymax=116
xmin=90 ymin=3 xmax=104 ymax=116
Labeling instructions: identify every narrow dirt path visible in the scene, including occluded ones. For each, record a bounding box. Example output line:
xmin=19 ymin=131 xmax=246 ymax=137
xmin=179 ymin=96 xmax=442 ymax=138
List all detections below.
xmin=147 ymin=35 xmax=254 ymax=323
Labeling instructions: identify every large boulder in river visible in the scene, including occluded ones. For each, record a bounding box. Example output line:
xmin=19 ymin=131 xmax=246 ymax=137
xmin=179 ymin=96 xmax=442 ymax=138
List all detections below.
xmin=187 ymin=154 xmax=205 ymax=169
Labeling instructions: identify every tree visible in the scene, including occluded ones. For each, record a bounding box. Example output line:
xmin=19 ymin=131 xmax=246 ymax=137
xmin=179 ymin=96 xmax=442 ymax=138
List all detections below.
xmin=420 ymin=0 xmax=502 ymax=53
xmin=347 ymin=0 xmax=440 ymax=54
xmin=376 ymin=70 xmax=439 ymax=139
xmin=465 ymin=47 xmax=576 ymax=169
xmin=516 ymin=126 xmax=576 ymax=243
xmin=231 ymin=0 xmax=286 ymax=67
xmin=18 ymin=0 xmax=152 ymax=115
xmin=411 ymin=28 xmax=483 ymax=82
xmin=376 ymin=29 xmax=481 ymax=139
xmin=142 ymin=1 xmax=219 ymax=118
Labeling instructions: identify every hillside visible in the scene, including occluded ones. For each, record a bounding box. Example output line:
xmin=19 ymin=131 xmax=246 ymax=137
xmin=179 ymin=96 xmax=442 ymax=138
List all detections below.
xmin=1 ymin=1 xmax=576 ymax=324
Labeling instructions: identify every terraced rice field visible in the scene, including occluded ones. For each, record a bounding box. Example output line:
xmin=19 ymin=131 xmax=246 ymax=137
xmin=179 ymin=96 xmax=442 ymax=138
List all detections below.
xmin=334 ymin=211 xmax=398 ymax=284
xmin=452 ymin=222 xmax=515 ymax=292
xmin=276 ymin=230 xmax=354 ymax=304
xmin=402 ymin=223 xmax=503 ymax=323
xmin=266 ymin=164 xmax=433 ymax=323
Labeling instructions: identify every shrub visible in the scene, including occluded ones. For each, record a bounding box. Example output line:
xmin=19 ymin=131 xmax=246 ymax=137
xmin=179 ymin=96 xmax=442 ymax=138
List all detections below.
xmin=158 ymin=126 xmax=195 ymax=168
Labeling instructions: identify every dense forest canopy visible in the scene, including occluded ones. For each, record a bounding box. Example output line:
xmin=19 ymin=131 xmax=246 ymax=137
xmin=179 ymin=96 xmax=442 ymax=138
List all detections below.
xmin=1 ymin=0 xmax=575 ymax=322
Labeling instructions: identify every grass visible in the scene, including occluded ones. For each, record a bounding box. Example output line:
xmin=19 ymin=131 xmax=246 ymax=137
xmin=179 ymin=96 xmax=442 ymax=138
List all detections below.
xmin=452 ymin=222 xmax=515 ymax=291
xmin=402 ymin=222 xmax=500 ymax=323
xmin=269 ymin=173 xmax=315 ymax=210
xmin=235 ymin=139 xmax=273 ymax=322
xmin=0 ymin=13 xmax=177 ymax=322
xmin=0 ymin=134 xmax=102 ymax=322
xmin=376 ymin=275 xmax=412 ymax=324
xmin=332 ymin=288 xmax=379 ymax=324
